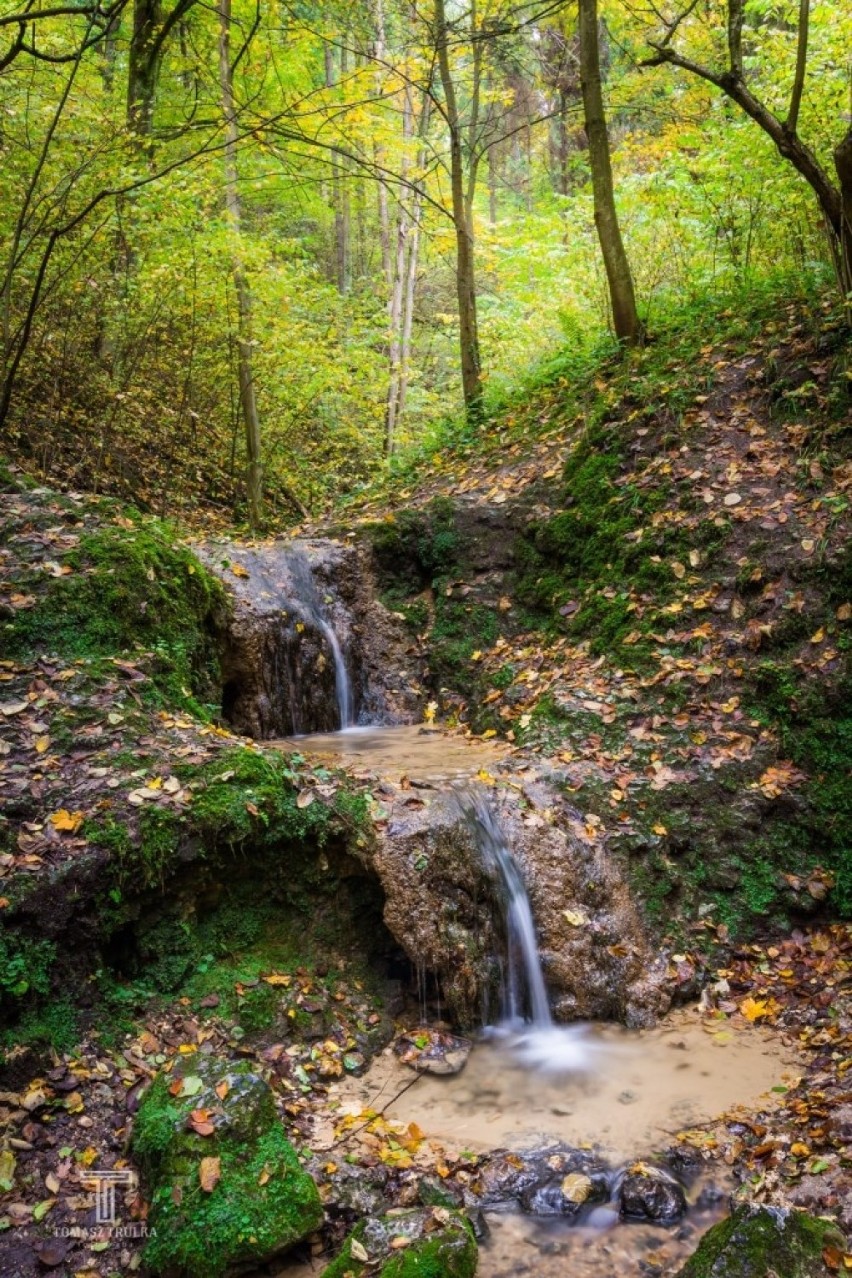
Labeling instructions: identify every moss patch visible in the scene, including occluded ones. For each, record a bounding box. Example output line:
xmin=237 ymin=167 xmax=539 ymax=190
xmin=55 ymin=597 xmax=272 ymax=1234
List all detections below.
xmin=321 ymin=1208 xmax=477 ymax=1278
xmin=3 ymin=514 xmax=226 ymax=709
xmin=133 ymin=1055 xmax=322 ymax=1278
xmin=676 ymin=1204 xmax=845 ymax=1278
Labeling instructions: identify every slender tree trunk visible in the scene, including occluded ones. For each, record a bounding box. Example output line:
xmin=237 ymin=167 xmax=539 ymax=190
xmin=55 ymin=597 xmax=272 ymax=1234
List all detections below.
xmin=833 ymin=127 xmax=852 ymax=315
xmin=128 ymin=0 xmax=161 ymax=146
xmin=435 ymin=0 xmax=482 ymax=417
xmin=218 ymin=0 xmax=262 ymax=528
xmin=385 ymin=83 xmax=414 ymax=455
xmin=578 ymin=0 xmax=641 ymax=343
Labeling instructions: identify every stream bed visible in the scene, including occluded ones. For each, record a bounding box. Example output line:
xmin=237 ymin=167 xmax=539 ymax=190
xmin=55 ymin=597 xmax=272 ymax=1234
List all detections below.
xmin=270 ymin=725 xmax=801 ymax=1276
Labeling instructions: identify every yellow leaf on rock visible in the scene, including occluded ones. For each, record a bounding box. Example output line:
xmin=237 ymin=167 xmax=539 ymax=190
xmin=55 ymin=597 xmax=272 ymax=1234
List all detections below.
xmin=230 ymin=563 xmax=250 ymax=578
xmin=49 ymin=809 xmax=84 ymax=833
xmin=561 ymin=1173 xmax=592 ymax=1203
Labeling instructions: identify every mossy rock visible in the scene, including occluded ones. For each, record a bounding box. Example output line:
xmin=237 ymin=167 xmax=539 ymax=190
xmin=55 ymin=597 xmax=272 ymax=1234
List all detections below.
xmin=676 ymin=1205 xmax=845 ymax=1278
xmin=132 ymin=1054 xmax=322 ymax=1277
xmin=321 ymin=1207 xmax=477 ymax=1278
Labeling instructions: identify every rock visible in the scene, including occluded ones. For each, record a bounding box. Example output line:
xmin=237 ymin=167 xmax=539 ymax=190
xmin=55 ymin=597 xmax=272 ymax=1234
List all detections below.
xmin=320 ymin=1207 xmax=477 ymax=1278
xmin=829 ymin=1104 xmax=852 ymax=1144
xmin=394 ymin=1030 xmax=472 ymax=1076
xmin=324 ymin=1162 xmax=390 ymax=1218
xmin=469 ymin=1145 xmax=610 ymax=1215
xmin=373 ymin=786 xmax=671 ymax=1029
xmin=198 ymin=539 xmax=422 ymax=737
xmin=675 ymin=1204 xmax=847 ymax=1277
xmin=619 ymin=1162 xmax=687 ymax=1223
xmin=132 ymin=1053 xmax=322 ymax=1277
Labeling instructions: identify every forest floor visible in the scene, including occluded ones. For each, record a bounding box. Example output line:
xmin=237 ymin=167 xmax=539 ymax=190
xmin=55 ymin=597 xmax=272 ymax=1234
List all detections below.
xmin=1 ymin=283 xmax=851 ymax=1274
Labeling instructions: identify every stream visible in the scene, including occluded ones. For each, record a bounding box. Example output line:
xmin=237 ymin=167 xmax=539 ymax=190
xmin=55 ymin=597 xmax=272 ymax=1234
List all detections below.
xmin=271 ymin=720 xmax=800 ymax=1277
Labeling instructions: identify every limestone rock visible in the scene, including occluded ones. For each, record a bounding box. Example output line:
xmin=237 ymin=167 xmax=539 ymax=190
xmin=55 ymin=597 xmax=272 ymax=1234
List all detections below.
xmin=132 ymin=1054 xmax=322 ymax=1277
xmin=320 ymin=1207 xmax=477 ymax=1278
xmin=675 ymin=1204 xmax=847 ymax=1278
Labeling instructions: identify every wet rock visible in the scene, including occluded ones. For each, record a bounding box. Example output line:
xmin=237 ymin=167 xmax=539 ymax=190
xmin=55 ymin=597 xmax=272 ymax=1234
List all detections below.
xmin=320 ymin=1207 xmax=477 ymax=1278
xmin=828 ymin=1104 xmax=852 ymax=1144
xmin=132 ymin=1053 xmax=322 ymax=1277
xmin=619 ymin=1162 xmax=687 ymax=1223
xmin=324 ymin=1162 xmax=390 ymax=1218
xmin=198 ymin=538 xmax=422 ymax=738
xmin=394 ymin=1030 xmax=472 ymax=1076
xmin=675 ymin=1204 xmax=847 ymax=1278
xmin=373 ymin=784 xmax=671 ymax=1029
xmin=469 ymin=1145 xmax=610 ymax=1216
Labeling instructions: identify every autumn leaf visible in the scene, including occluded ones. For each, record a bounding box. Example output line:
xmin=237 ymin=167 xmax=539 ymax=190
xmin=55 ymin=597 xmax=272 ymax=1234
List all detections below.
xmin=49 ymin=809 xmax=84 ymax=833
xmin=230 ymin=562 xmax=250 ymax=578
xmin=199 ymin=1156 xmax=221 ymax=1192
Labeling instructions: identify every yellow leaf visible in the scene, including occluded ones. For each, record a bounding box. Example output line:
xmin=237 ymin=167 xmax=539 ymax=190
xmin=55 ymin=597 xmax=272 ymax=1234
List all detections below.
xmin=790 ymin=1142 xmax=810 ymax=1158
xmin=262 ymin=974 xmax=291 ymax=987
xmin=34 ymin=736 xmax=50 ymax=754
xmin=49 ymin=809 xmax=84 ymax=833
xmin=652 ymin=823 xmax=667 ymax=836
xmin=810 ymin=628 xmax=824 ymax=644
xmin=561 ymin=1173 xmax=592 ymax=1203
xmin=837 ymin=603 xmax=851 ymax=622
xmin=230 ymin=563 xmax=250 ymax=578
xmin=671 ymin=561 xmax=686 ymax=579
xmin=199 ymin=1156 xmax=221 ymax=1192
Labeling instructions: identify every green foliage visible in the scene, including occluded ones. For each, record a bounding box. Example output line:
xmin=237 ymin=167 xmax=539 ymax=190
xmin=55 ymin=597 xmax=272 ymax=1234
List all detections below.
xmin=1 ymin=999 xmax=79 ymax=1061
xmin=5 ymin=519 xmax=225 ymax=706
xmin=366 ymin=497 xmax=461 ymax=595
xmin=746 ymin=655 xmax=852 ymax=916
xmin=0 ymin=927 xmax=56 ymax=1005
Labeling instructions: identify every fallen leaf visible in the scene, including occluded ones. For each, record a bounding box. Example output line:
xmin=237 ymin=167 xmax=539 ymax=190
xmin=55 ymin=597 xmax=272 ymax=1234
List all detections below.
xmin=199 ymin=1156 xmax=221 ymax=1192
xmin=48 ymin=809 xmax=84 ymax=833
xmin=561 ymin=1172 xmax=592 ymax=1203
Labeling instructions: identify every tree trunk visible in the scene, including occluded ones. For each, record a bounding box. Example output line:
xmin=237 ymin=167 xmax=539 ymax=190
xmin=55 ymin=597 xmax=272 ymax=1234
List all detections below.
xmin=434 ymin=0 xmax=482 ymax=417
xmin=578 ymin=0 xmax=641 ymax=344
xmin=128 ymin=0 xmax=161 ymax=145
xmin=833 ymin=127 xmax=852 ymax=315
xmin=218 ymin=0 xmax=262 ymax=529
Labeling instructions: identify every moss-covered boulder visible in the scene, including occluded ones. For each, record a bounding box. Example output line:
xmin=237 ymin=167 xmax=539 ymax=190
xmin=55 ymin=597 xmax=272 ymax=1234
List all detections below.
xmin=676 ymin=1205 xmax=846 ymax=1278
xmin=321 ymin=1207 xmax=477 ymax=1278
xmin=132 ymin=1053 xmax=322 ymax=1277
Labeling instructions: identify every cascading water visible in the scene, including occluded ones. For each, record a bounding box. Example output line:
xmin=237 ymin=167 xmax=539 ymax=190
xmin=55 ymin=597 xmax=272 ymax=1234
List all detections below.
xmin=456 ymin=786 xmax=595 ymax=1072
xmin=457 ymin=789 xmax=551 ymax=1028
xmin=278 ymin=546 xmax=354 ymax=730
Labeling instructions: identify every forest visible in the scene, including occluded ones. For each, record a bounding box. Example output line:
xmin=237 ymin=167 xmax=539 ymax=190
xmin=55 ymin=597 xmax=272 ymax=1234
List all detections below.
xmin=0 ymin=0 xmax=851 ymax=1275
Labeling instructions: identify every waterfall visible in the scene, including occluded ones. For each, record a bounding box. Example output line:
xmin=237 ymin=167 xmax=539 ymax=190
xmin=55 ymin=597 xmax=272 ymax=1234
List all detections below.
xmin=457 ymin=789 xmax=552 ymax=1028
xmin=278 ymin=546 xmax=354 ymax=731
xmin=314 ymin=616 xmax=353 ymax=730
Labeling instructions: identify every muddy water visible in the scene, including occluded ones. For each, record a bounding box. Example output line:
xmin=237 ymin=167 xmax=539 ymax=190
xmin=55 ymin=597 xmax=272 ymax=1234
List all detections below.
xmin=275 ymin=1011 xmax=798 ymax=1278
xmin=341 ymin=1005 xmax=797 ymax=1163
xmin=270 ymin=723 xmax=509 ymax=782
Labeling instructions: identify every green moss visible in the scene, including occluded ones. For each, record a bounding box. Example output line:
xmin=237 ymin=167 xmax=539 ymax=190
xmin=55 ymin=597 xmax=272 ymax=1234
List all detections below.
xmin=676 ymin=1205 xmax=846 ymax=1278
xmin=134 ymin=1057 xmax=322 ymax=1278
xmin=0 ymin=998 xmax=79 ymax=1064
xmin=0 ymin=926 xmax=56 ymax=1006
xmin=322 ymin=1209 xmax=477 ymax=1278
xmin=4 ymin=518 xmax=225 ymax=708
xmin=366 ymin=496 xmax=461 ymax=595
